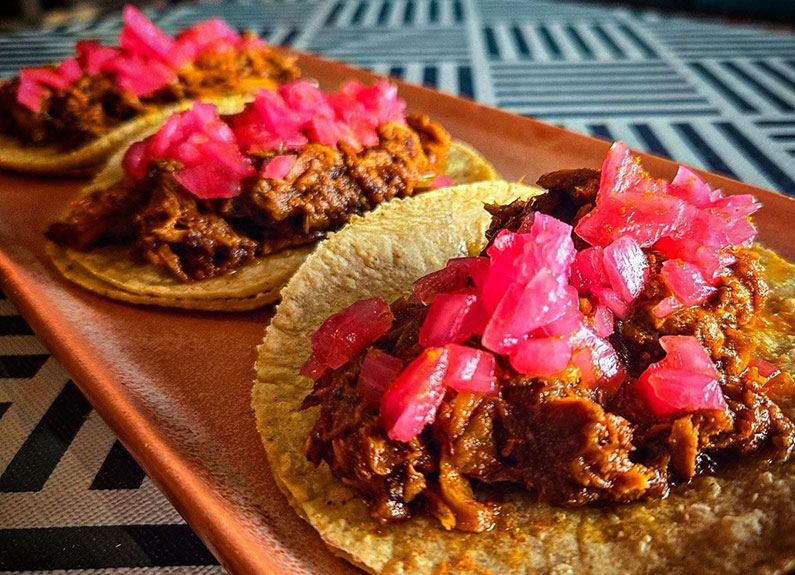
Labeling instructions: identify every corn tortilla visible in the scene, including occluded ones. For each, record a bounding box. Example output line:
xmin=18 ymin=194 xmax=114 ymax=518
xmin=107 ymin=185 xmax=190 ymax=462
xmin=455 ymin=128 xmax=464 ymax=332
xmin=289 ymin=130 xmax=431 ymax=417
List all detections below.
xmin=50 ymin=140 xmax=498 ymax=309
xmin=0 ymin=93 xmax=254 ymax=176
xmin=47 ymin=243 xmax=280 ymax=311
xmin=252 ymin=181 xmax=795 ymax=575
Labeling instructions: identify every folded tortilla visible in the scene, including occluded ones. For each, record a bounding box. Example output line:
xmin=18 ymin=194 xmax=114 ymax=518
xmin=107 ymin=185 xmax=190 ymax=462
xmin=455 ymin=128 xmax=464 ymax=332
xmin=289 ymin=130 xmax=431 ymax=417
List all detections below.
xmin=48 ymin=140 xmax=499 ymax=311
xmin=0 ymin=93 xmax=256 ymax=176
xmin=252 ymin=180 xmax=795 ymax=575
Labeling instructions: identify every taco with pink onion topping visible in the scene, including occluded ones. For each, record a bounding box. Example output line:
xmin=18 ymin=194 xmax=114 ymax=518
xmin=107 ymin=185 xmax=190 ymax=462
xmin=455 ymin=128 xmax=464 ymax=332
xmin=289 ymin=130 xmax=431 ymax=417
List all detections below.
xmin=45 ymin=79 xmax=498 ymax=310
xmin=0 ymin=5 xmax=299 ymax=175
xmin=252 ymin=144 xmax=795 ymax=574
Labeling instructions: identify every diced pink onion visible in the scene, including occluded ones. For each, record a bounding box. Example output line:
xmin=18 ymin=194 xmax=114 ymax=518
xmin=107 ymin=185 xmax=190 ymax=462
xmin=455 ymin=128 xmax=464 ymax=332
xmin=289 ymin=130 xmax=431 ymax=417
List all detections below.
xmin=357 ymin=350 xmax=404 ymax=404
xmin=232 ymin=80 xmax=406 ymax=154
xmin=602 ymin=236 xmax=648 ymax=303
xmin=479 ymin=229 xmax=534 ymax=313
xmin=509 ymin=336 xmax=572 ymax=376
xmin=526 ymin=213 xmax=576 ymax=278
xmin=430 ymin=175 xmax=454 ymax=189
xmin=307 ymin=297 xmax=394 ymax=371
xmin=381 ymin=347 xmax=448 ymax=442
xmin=669 ymin=166 xmax=722 ymax=207
xmin=16 ymin=62 xmax=84 ymax=112
xmin=173 ymin=163 xmax=244 ymax=199
xmin=412 ymin=257 xmax=489 ymax=304
xmin=443 ymin=344 xmax=497 ymax=394
xmin=21 ymin=67 xmax=71 ymax=90
xmin=175 ymin=19 xmax=243 ymax=60
xmin=16 ymin=74 xmax=45 ymax=112
xmin=653 ymin=259 xmax=717 ymax=318
xmin=280 ymin=81 xmax=336 ymax=122
xmin=123 ymin=102 xmax=255 ymax=198
xmin=76 ymin=41 xmax=120 ymax=76
xmin=56 ymin=59 xmax=82 ymax=83
xmin=261 ymin=155 xmax=296 ymax=180
xmin=479 ymin=219 xmax=577 ymax=354
xmin=111 ymin=54 xmax=177 ymax=97
xmin=591 ymin=286 xmax=630 ymax=320
xmin=481 ymin=271 xmax=570 ymax=354
xmin=599 ymin=187 xmax=691 ymax=248
xmin=652 ymin=296 xmax=682 ymax=319
xmin=419 ymin=292 xmax=482 ymax=347
xmin=299 ymin=354 xmax=326 ymax=381
xmin=591 ymin=304 xmax=614 ymax=338
xmin=119 ymin=5 xmax=186 ymax=68
xmin=571 ymin=246 xmax=609 ymax=295
xmin=636 ymin=335 xmax=727 ymax=417
xmin=570 ymin=324 xmax=622 ymax=387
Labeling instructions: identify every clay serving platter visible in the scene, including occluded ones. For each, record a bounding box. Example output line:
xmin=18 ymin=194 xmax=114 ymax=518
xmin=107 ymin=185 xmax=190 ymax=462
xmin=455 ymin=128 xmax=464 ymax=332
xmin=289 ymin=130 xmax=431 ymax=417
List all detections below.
xmin=0 ymin=51 xmax=793 ymax=575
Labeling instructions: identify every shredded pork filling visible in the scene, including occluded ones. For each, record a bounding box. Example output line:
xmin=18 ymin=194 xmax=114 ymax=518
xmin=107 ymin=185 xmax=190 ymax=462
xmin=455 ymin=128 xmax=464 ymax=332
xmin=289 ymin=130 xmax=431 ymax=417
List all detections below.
xmin=302 ymin=169 xmax=795 ymax=533
xmin=0 ymin=39 xmax=299 ymax=148
xmin=46 ymin=114 xmax=451 ymax=281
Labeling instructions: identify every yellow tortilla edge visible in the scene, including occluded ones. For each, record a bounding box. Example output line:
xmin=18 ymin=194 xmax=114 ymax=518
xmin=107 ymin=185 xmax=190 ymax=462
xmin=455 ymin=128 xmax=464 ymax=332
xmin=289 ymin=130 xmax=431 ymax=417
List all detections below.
xmin=48 ymin=242 xmax=281 ymax=311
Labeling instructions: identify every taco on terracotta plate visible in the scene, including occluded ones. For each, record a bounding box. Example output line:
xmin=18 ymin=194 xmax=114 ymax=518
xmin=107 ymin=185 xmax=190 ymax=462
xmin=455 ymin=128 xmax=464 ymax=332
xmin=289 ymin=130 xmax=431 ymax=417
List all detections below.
xmin=252 ymin=143 xmax=795 ymax=575
xmin=45 ymin=79 xmax=498 ymax=310
xmin=0 ymin=5 xmax=299 ymax=175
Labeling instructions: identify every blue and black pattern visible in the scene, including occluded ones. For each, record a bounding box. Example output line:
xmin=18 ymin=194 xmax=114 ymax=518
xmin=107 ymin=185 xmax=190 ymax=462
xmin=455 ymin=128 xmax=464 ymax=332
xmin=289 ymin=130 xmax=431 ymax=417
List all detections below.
xmin=0 ymin=2 xmax=794 ymax=574
xmin=0 ymin=290 xmax=223 ymax=574
xmin=0 ymin=0 xmax=791 ymax=194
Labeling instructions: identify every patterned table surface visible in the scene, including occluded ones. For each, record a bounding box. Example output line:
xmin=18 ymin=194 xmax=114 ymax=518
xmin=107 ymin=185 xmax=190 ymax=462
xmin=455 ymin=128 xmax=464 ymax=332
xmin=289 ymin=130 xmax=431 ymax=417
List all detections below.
xmin=0 ymin=1 xmax=793 ymax=573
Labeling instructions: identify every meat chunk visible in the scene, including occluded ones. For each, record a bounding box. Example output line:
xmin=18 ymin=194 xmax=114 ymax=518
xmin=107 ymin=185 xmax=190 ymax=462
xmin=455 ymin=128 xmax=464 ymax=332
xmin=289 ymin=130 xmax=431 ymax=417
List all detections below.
xmin=134 ymin=171 xmax=257 ymax=281
xmin=720 ymin=374 xmax=795 ymax=461
xmin=406 ymin=113 xmax=450 ymax=170
xmin=536 ymin=168 xmax=600 ymax=206
xmin=45 ymin=179 xmax=143 ymax=249
xmin=481 ymin=168 xmax=600 ymax=253
xmin=303 ymin=356 xmax=435 ymax=523
xmin=225 ymin=120 xmax=437 ymax=255
xmin=502 ymin=393 xmax=662 ymax=504
xmin=431 ymin=392 xmax=502 ymax=532
xmin=228 ymin=143 xmax=358 ymax=253
xmin=0 ymin=75 xmax=145 ymax=148
xmin=175 ymin=37 xmax=299 ymax=97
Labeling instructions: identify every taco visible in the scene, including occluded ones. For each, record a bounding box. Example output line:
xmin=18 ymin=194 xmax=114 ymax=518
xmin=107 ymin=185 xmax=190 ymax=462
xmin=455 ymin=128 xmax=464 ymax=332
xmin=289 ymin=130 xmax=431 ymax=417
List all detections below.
xmin=252 ymin=144 xmax=795 ymax=575
xmin=46 ymin=80 xmax=498 ymax=310
xmin=0 ymin=5 xmax=299 ymax=175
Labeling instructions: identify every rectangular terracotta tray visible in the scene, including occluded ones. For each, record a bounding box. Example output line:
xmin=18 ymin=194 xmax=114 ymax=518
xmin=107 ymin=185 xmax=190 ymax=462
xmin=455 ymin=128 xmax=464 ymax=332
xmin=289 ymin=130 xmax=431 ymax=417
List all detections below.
xmin=1 ymin=51 xmax=794 ymax=575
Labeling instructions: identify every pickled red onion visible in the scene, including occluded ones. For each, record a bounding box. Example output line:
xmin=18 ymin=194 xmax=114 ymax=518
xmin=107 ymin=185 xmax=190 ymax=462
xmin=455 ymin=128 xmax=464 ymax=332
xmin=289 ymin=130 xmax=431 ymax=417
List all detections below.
xmin=358 ymin=350 xmax=404 ymax=404
xmin=412 ymin=257 xmax=489 ymax=305
xmin=306 ymin=297 xmax=394 ymax=372
xmin=381 ymin=347 xmax=448 ymax=442
xmin=444 ymin=344 xmax=497 ymax=394
xmin=636 ymin=335 xmax=726 ymax=417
